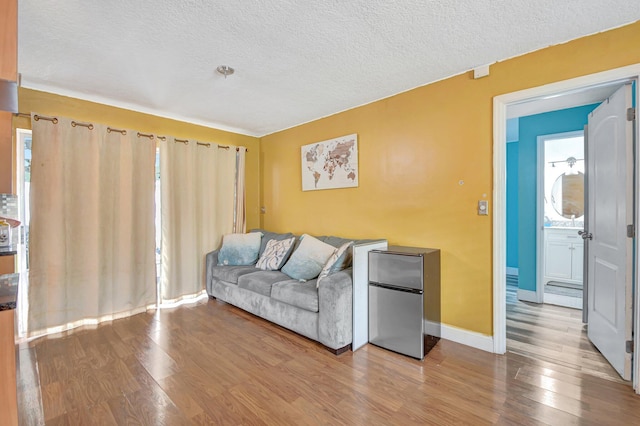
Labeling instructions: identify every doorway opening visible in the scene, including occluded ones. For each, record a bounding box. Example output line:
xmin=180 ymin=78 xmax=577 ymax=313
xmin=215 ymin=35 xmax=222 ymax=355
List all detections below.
xmin=539 ymin=131 xmax=586 ymax=309
xmin=15 ymin=128 xmax=31 ymax=337
xmin=494 ymin=64 xmax=640 ymax=393
xmin=506 ymin=118 xmax=618 ymax=382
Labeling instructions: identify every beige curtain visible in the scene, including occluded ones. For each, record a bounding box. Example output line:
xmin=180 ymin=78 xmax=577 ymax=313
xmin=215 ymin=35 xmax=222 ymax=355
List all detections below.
xmin=160 ymin=138 xmax=236 ymax=302
xmin=28 ymin=115 xmax=156 ymax=336
xmin=234 ymin=148 xmax=247 ymax=233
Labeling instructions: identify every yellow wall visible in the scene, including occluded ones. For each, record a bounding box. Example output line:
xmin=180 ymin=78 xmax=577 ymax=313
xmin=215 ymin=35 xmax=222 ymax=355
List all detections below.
xmin=260 ymin=21 xmax=640 ymax=336
xmin=13 ymin=88 xmax=262 ymax=230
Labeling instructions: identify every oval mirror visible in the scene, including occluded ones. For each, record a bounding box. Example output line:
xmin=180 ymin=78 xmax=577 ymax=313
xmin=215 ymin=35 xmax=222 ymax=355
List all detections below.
xmin=551 ymin=171 xmax=585 ymax=219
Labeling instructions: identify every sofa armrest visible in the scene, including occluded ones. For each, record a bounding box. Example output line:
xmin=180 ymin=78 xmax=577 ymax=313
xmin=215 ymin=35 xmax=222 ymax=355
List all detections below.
xmin=205 ymin=250 xmax=220 ymax=295
xmin=318 ymin=268 xmax=353 ymax=350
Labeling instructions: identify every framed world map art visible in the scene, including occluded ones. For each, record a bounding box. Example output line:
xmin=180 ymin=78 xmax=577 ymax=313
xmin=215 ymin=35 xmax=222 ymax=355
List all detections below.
xmin=301 ymin=134 xmax=358 ymax=191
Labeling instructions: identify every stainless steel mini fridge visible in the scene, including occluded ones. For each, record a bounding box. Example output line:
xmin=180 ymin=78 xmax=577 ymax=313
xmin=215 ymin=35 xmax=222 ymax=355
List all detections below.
xmin=368 ymin=246 xmax=441 ymax=359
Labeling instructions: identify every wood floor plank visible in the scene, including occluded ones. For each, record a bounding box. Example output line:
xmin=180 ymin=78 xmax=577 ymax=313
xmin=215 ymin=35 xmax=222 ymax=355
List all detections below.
xmin=94 ymin=357 xmax=141 ymax=399
xmin=229 ymin=377 xmax=315 ymax=426
xmin=16 ymin=296 xmax=639 ymax=425
xmin=107 ymin=385 xmax=191 ymax=426
xmin=134 ymin=336 xmax=180 ymax=382
xmin=499 ymin=393 xmax=583 ymax=426
xmin=189 ymin=411 xmax=218 ymax=425
xmin=40 ymin=381 xmax=66 ymax=421
xmin=506 ymin=282 xmax=626 ymax=385
xmin=156 ymin=373 xmax=206 ymax=419
xmin=290 ymin=397 xmax=352 ymax=426
xmin=57 ymin=401 xmax=118 ymax=426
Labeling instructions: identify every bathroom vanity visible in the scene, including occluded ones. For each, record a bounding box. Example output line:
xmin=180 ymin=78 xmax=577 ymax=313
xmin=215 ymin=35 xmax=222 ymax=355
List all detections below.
xmin=543 ymin=227 xmax=584 ymax=287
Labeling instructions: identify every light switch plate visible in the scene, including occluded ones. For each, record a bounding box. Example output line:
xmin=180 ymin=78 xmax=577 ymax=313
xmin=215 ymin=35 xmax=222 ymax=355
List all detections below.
xmin=478 ymin=200 xmax=488 ymax=215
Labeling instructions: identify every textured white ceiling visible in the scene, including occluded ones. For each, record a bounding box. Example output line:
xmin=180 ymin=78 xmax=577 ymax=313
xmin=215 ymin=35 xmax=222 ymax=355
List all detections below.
xmin=18 ymin=1 xmax=640 ymax=137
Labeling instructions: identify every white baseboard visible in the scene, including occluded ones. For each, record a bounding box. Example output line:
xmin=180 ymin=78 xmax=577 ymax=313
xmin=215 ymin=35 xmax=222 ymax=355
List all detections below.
xmin=425 ymin=320 xmax=494 ymax=353
xmin=543 ymin=292 xmax=583 ymax=309
xmin=424 ymin=320 xmax=441 ymax=337
xmin=506 ymin=267 xmax=519 ymax=276
xmin=517 ymin=289 xmax=538 ymax=303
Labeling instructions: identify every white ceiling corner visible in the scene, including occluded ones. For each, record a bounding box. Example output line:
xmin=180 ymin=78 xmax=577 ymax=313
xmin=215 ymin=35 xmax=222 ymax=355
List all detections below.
xmin=18 ymin=1 xmax=640 ymax=137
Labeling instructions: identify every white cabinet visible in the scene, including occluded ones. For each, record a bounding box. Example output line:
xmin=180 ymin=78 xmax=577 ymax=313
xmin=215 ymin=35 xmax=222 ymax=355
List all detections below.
xmin=543 ymin=228 xmax=583 ymax=286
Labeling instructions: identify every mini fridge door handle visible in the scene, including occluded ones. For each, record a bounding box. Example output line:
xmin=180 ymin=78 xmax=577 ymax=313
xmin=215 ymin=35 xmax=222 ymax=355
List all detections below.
xmin=369 ymin=281 xmax=423 ymax=294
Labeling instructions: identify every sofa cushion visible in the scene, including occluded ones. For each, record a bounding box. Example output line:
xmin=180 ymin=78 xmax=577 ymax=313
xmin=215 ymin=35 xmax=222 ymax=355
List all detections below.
xmin=218 ymin=232 xmax=262 ymax=266
xmin=318 ymin=236 xmax=362 ymax=271
xmin=211 ymin=265 xmax=260 ymax=285
xmin=281 ymin=234 xmax=337 ymax=280
xmin=237 ymin=270 xmax=291 ymax=297
xmin=271 ymin=280 xmax=319 ymax=313
xmin=250 ymin=229 xmax=296 ymax=257
xmin=317 ymin=241 xmax=354 ymax=287
xmin=256 ymin=237 xmax=295 ymax=271
xmin=316 ymin=237 xmax=382 ymax=270
xmin=318 ymin=236 xmax=354 ymax=248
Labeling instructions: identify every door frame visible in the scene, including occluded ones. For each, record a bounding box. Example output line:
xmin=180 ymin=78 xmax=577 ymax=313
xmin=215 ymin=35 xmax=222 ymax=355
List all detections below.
xmin=493 ymin=63 xmax=640 ymax=393
xmin=536 ymin=130 xmax=585 ymax=306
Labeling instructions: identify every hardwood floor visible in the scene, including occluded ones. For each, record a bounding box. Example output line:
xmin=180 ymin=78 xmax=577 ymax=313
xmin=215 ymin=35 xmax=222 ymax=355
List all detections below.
xmin=506 ymin=280 xmax=627 ymax=385
xmin=16 ymin=297 xmax=639 ymax=425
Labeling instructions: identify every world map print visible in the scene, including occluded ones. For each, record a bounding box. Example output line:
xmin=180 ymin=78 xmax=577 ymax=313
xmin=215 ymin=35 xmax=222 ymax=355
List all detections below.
xmin=301 ymin=134 xmax=358 ymax=191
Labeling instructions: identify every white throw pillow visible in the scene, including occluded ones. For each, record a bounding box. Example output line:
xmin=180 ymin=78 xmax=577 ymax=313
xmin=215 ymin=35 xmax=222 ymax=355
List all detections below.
xmin=281 ymin=234 xmax=337 ymax=280
xmin=317 ymin=241 xmax=353 ymax=287
xmin=256 ymin=237 xmax=295 ymax=270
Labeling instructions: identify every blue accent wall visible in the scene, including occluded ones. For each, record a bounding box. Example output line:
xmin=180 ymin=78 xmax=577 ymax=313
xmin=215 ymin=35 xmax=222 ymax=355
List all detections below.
xmin=506 ymin=118 xmax=519 ymax=143
xmin=516 ymin=103 xmax=599 ymax=291
xmin=507 ymin=118 xmax=521 ymax=269
xmin=506 ymin=142 xmax=519 ymax=268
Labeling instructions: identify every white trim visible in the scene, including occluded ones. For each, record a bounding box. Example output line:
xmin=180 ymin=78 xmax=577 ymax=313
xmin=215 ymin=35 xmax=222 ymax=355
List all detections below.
xmin=543 ymin=292 xmax=583 ymax=309
xmin=493 ymin=87 xmax=508 ymax=355
xmin=633 ymin=82 xmax=640 ymax=394
xmin=536 ymin=136 xmax=545 ymax=304
xmin=517 ymin=289 xmax=538 ymax=303
xmin=505 ymin=267 xmax=519 ymax=276
xmin=536 ymin=130 xmax=584 ymax=305
xmin=438 ymin=322 xmax=494 ymax=353
xmin=493 ymin=63 xmax=640 ymax=394
xmin=424 ymin=320 xmax=441 ymax=337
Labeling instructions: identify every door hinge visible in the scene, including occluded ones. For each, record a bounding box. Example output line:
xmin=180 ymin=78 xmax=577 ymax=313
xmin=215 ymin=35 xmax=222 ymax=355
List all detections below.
xmin=626 ymin=340 xmax=634 ymax=354
xmin=627 ymin=224 xmax=635 ymax=238
xmin=627 ymin=107 xmax=636 ymax=121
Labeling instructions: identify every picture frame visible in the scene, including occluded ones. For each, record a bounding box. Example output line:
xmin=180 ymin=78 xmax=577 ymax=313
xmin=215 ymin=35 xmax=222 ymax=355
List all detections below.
xmin=301 ymin=133 xmax=358 ymax=191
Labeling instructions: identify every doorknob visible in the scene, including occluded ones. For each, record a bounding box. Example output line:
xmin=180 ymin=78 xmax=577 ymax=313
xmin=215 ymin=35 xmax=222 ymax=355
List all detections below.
xmin=578 ymin=230 xmax=593 ymax=240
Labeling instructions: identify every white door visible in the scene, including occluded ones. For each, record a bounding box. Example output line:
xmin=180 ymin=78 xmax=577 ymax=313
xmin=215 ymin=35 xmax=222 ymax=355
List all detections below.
xmin=586 ymin=83 xmax=634 ymax=380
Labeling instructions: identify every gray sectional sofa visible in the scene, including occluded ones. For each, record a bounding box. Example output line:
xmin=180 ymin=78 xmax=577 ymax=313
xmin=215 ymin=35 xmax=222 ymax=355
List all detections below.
xmin=205 ymin=230 xmax=368 ymax=354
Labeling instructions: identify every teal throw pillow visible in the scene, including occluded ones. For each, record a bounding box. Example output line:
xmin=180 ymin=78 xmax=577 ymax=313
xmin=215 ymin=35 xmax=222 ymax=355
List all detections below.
xmin=218 ymin=232 xmax=262 ymax=266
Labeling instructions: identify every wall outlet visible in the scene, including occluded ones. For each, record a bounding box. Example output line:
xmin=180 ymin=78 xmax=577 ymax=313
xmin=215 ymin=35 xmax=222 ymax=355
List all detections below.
xmin=478 ymin=200 xmax=489 ymax=215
